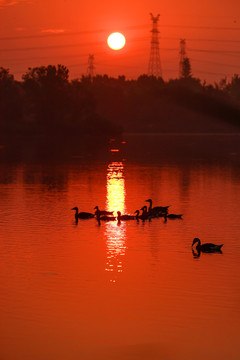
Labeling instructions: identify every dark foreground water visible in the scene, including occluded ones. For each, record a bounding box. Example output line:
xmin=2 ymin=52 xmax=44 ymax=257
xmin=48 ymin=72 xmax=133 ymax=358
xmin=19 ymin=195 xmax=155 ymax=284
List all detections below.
xmin=0 ymin=134 xmax=240 ymax=360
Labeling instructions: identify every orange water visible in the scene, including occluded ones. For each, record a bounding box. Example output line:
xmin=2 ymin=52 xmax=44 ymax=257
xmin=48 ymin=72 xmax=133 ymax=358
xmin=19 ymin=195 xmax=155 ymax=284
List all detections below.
xmin=0 ymin=134 xmax=240 ymax=360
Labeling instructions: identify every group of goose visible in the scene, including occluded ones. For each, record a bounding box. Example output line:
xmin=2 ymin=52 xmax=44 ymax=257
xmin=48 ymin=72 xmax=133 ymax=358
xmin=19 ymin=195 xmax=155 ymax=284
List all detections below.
xmin=72 ymin=199 xmax=182 ymax=223
xmin=72 ymin=198 xmax=223 ymax=254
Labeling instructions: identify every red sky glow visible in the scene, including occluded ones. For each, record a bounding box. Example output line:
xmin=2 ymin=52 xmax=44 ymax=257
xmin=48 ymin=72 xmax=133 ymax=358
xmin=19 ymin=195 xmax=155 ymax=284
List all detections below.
xmin=0 ymin=0 xmax=240 ymax=83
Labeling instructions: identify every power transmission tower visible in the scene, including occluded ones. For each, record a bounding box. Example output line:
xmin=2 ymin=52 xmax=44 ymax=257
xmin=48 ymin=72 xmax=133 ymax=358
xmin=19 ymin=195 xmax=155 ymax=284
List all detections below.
xmin=179 ymin=39 xmax=186 ymax=78
xmin=148 ymin=13 xmax=162 ymax=78
xmin=86 ymin=54 xmax=95 ymax=78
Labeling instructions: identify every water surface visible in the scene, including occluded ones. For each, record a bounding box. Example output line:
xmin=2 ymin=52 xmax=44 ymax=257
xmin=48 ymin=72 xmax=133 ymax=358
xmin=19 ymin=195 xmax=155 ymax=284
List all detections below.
xmin=0 ymin=134 xmax=240 ymax=360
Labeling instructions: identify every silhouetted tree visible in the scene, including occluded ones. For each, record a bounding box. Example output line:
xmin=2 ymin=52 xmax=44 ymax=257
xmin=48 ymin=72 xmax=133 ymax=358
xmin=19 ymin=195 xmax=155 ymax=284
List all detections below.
xmin=1 ymin=63 xmax=240 ymax=152
xmin=22 ymin=65 xmax=70 ymax=133
xmin=227 ymin=74 xmax=240 ymax=101
xmin=0 ymin=67 xmax=14 ymax=82
xmin=218 ymin=77 xmax=227 ymax=91
xmin=22 ymin=64 xmax=69 ymax=85
xmin=0 ymin=68 xmax=24 ymax=135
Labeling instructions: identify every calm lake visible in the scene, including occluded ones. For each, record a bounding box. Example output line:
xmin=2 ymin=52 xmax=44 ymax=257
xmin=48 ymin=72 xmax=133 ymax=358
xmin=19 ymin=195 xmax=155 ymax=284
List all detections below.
xmin=0 ymin=134 xmax=240 ymax=360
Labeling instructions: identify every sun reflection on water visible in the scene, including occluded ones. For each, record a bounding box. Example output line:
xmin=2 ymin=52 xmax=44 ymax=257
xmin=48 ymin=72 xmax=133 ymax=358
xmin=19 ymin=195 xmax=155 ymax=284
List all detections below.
xmin=105 ymin=162 xmax=126 ymax=282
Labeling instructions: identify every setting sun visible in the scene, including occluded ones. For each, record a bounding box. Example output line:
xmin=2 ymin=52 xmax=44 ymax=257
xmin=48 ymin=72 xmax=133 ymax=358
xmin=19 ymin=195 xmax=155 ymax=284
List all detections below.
xmin=107 ymin=32 xmax=126 ymax=50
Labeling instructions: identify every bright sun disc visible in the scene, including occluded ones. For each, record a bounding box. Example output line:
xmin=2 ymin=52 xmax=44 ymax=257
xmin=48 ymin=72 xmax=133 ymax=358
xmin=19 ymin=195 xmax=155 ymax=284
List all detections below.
xmin=107 ymin=32 xmax=126 ymax=50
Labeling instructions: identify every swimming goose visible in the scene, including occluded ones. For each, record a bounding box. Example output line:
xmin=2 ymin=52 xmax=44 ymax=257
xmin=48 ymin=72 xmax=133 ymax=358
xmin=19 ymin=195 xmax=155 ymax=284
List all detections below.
xmin=192 ymin=238 xmax=223 ymax=252
xmin=135 ymin=206 xmax=149 ymax=220
xmin=117 ymin=211 xmax=135 ymax=221
xmin=141 ymin=206 xmax=150 ymax=219
xmin=134 ymin=210 xmax=145 ymax=220
xmin=95 ymin=209 xmax=116 ymax=221
xmin=71 ymin=207 xmax=95 ymax=219
xmin=145 ymin=199 xmax=169 ymax=215
xmin=164 ymin=213 xmax=183 ymax=220
xmin=94 ymin=206 xmax=114 ymax=216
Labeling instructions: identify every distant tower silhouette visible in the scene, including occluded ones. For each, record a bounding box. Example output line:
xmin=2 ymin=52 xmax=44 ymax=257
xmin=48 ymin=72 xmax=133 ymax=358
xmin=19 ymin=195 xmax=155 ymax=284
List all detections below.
xmin=148 ymin=13 xmax=162 ymax=78
xmin=87 ymin=54 xmax=95 ymax=78
xmin=179 ymin=39 xmax=186 ymax=78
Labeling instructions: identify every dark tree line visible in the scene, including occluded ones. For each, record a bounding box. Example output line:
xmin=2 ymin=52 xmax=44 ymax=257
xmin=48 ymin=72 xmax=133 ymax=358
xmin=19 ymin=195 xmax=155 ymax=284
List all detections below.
xmin=0 ymin=64 xmax=240 ymax=148
xmin=0 ymin=65 xmax=121 ymax=147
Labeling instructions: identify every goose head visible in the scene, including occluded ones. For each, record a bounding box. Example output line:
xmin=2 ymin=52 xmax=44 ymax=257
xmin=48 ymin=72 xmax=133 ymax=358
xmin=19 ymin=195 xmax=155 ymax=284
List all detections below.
xmin=192 ymin=238 xmax=201 ymax=247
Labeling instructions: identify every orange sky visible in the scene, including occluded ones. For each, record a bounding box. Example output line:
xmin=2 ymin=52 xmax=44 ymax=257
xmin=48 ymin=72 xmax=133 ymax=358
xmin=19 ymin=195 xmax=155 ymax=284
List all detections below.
xmin=0 ymin=0 xmax=240 ymax=82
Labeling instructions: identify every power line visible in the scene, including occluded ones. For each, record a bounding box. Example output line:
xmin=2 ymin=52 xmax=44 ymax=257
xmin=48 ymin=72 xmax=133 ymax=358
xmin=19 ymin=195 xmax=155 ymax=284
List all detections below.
xmin=162 ymin=36 xmax=240 ymax=43
xmin=2 ymin=42 xmax=240 ymax=58
xmin=188 ymin=47 xmax=240 ymax=54
xmin=0 ymin=29 xmax=108 ymax=41
xmin=194 ymin=70 xmax=233 ymax=76
xmin=1 ymin=51 xmax=107 ymax=63
xmin=191 ymin=58 xmax=240 ymax=68
xmin=0 ymin=40 xmax=102 ymax=52
xmin=0 ymin=24 xmax=152 ymax=42
xmin=1 ymin=23 xmax=240 ymax=42
xmin=161 ymin=24 xmax=240 ymax=31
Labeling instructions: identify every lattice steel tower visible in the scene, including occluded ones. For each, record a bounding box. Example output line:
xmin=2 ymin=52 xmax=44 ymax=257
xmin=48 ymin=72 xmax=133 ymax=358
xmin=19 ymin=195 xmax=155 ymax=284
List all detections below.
xmin=179 ymin=39 xmax=186 ymax=78
xmin=86 ymin=54 xmax=95 ymax=78
xmin=148 ymin=13 xmax=162 ymax=78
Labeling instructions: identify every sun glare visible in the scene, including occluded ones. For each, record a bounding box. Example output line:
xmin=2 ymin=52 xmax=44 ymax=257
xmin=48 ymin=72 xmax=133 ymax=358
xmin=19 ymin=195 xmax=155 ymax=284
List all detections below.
xmin=107 ymin=32 xmax=126 ymax=50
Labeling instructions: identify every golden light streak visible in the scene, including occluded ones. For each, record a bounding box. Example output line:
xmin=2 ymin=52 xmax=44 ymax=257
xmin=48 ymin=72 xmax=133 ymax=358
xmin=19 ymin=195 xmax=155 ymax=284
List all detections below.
xmin=104 ymin=162 xmax=126 ymax=282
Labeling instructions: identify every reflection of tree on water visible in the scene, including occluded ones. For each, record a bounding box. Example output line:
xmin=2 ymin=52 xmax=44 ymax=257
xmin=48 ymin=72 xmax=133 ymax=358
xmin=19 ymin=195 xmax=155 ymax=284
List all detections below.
xmin=104 ymin=162 xmax=127 ymax=282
